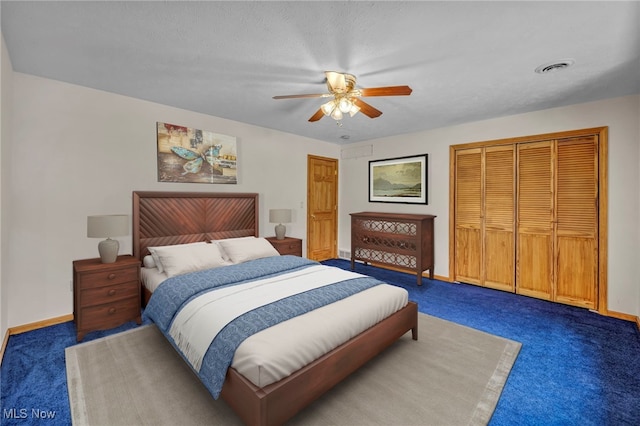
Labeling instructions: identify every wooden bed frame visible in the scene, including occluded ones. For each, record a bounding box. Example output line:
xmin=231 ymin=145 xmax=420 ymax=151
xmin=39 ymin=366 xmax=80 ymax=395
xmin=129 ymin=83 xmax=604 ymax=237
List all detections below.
xmin=132 ymin=191 xmax=419 ymax=426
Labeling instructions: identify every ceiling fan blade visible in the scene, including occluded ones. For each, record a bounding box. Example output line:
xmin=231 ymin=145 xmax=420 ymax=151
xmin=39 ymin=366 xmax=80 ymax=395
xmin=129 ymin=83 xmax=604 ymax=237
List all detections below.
xmin=353 ymin=98 xmax=382 ymax=118
xmin=325 ymin=71 xmax=347 ymax=93
xmin=273 ymin=93 xmax=329 ymax=99
xmin=358 ymin=86 xmax=413 ymax=97
xmin=308 ymin=108 xmax=325 ymax=122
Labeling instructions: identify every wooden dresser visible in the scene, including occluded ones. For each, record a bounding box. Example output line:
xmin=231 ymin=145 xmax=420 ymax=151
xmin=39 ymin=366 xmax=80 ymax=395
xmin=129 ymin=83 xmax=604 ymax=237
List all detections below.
xmin=73 ymin=255 xmax=141 ymax=341
xmin=266 ymin=236 xmax=303 ymax=256
xmin=350 ymin=212 xmax=435 ymax=286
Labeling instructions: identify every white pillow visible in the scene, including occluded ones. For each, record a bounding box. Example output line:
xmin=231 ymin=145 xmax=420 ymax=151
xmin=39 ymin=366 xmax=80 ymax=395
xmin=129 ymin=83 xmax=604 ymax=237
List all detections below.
xmin=148 ymin=242 xmax=207 ymax=274
xmin=217 ymin=237 xmax=280 ymax=264
xmin=142 ymin=255 xmax=156 ymax=269
xmin=211 ymin=236 xmax=256 ymax=261
xmin=150 ymin=243 xmax=230 ymax=278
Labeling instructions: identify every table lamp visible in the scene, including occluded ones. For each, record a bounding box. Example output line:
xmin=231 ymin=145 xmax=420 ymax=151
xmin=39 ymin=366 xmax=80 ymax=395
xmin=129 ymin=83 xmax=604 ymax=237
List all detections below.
xmin=269 ymin=209 xmax=292 ymax=240
xmin=87 ymin=215 xmax=129 ymax=263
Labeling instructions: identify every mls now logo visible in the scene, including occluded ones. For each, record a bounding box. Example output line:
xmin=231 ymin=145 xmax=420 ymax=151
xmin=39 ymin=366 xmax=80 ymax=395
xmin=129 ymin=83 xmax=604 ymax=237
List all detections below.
xmin=3 ymin=408 xmax=57 ymax=419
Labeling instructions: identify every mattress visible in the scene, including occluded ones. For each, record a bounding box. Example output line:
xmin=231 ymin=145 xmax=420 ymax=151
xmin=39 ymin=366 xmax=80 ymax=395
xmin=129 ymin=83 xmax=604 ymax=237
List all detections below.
xmin=140 ymin=266 xmax=167 ymax=293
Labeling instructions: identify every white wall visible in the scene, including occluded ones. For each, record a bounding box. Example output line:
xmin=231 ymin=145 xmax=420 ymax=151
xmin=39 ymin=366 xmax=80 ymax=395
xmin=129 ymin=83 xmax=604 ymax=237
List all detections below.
xmin=339 ymin=95 xmax=640 ymax=317
xmin=5 ymin=72 xmax=339 ymax=328
xmin=1 ymin=35 xmax=13 ymax=339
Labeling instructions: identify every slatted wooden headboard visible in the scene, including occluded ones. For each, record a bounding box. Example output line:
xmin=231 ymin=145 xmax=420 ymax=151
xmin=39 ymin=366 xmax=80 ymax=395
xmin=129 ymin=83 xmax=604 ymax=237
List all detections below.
xmin=132 ymin=191 xmax=259 ymax=260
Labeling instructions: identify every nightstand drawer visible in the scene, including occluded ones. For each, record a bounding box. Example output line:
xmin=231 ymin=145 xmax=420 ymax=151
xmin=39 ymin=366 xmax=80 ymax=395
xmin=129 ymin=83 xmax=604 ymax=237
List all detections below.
xmin=80 ymin=281 xmax=139 ymax=307
xmin=80 ymin=298 xmax=140 ymax=331
xmin=77 ymin=267 xmax=138 ymax=289
xmin=266 ymin=237 xmax=303 ymax=257
xmin=277 ymin=240 xmax=302 ymax=255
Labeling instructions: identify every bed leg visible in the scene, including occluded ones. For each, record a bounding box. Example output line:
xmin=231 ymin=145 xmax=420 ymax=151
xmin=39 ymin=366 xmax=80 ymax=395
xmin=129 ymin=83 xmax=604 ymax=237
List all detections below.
xmin=409 ymin=302 xmax=418 ymax=340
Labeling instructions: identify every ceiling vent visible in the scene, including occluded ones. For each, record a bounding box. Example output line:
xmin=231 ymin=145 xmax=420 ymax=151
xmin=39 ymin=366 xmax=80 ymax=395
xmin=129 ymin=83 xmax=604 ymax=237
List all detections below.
xmin=535 ymin=59 xmax=575 ymax=74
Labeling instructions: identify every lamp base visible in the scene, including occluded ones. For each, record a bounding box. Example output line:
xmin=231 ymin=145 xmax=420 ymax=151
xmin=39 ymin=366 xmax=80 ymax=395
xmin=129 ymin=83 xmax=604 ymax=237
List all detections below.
xmin=275 ymin=224 xmax=286 ymax=240
xmin=98 ymin=238 xmax=119 ymax=263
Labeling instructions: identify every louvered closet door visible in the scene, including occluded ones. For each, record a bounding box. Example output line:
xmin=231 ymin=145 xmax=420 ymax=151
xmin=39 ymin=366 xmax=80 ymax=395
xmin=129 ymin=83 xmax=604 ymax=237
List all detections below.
xmin=517 ymin=141 xmax=554 ymax=300
xmin=484 ymin=146 xmax=515 ymax=291
xmin=555 ymin=136 xmax=598 ymax=308
xmin=454 ymin=148 xmax=482 ymax=284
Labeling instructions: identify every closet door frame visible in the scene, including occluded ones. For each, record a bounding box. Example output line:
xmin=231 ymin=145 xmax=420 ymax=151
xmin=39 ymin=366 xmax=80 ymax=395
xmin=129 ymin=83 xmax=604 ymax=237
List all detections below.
xmin=449 ymin=126 xmax=608 ymax=314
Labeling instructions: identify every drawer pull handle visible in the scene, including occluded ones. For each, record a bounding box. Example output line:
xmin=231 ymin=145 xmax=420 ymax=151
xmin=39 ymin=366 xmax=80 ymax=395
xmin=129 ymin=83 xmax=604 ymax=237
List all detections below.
xmin=108 ymin=307 xmax=116 ymax=315
xmin=108 ymin=289 xmax=116 ymax=296
xmin=108 ymin=273 xmax=116 ymax=280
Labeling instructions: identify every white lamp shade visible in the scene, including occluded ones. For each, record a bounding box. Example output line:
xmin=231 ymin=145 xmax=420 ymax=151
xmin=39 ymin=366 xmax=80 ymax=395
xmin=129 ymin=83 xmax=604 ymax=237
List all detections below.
xmin=269 ymin=209 xmax=292 ymax=224
xmin=87 ymin=215 xmax=129 ymax=238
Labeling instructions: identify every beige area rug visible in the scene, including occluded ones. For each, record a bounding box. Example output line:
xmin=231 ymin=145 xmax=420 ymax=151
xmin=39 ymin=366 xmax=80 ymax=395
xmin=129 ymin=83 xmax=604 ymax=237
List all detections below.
xmin=66 ymin=314 xmax=521 ymax=426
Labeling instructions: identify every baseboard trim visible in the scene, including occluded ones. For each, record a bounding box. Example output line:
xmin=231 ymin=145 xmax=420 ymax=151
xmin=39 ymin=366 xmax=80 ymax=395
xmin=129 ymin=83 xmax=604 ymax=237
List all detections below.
xmin=8 ymin=314 xmax=74 ymax=335
xmin=606 ymin=309 xmax=637 ymax=324
xmin=0 ymin=330 xmax=9 ymax=367
xmin=607 ymin=310 xmax=640 ymax=331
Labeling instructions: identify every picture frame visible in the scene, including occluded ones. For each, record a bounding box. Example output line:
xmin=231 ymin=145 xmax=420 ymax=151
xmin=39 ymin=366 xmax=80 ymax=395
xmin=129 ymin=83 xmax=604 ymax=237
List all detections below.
xmin=156 ymin=122 xmax=238 ymax=184
xmin=369 ymin=154 xmax=428 ymax=204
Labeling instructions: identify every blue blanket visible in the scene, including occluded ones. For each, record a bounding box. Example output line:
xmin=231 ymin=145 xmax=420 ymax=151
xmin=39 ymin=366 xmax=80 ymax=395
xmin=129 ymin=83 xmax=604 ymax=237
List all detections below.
xmin=143 ymin=255 xmax=385 ymax=398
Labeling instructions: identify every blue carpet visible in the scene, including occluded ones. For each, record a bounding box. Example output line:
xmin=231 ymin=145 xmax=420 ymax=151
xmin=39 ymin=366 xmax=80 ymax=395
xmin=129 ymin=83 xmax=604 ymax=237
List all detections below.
xmin=1 ymin=259 xmax=639 ymax=425
xmin=1 ymin=320 xmax=151 ymax=425
xmin=324 ymin=259 xmax=640 ymax=426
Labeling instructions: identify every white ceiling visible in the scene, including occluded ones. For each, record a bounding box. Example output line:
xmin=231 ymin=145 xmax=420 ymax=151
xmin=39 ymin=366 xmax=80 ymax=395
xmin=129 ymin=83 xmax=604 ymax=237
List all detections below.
xmin=2 ymin=1 xmax=639 ymax=144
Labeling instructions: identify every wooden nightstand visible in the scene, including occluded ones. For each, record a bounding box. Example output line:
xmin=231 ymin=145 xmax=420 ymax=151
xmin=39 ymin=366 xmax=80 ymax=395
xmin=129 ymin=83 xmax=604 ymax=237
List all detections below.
xmin=73 ymin=255 xmax=141 ymax=341
xmin=266 ymin=236 xmax=303 ymax=256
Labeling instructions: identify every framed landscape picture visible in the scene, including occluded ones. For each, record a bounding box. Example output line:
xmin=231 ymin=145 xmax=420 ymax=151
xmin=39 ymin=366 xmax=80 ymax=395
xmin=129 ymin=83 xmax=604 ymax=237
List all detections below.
xmin=156 ymin=122 xmax=238 ymax=184
xmin=369 ymin=154 xmax=428 ymax=204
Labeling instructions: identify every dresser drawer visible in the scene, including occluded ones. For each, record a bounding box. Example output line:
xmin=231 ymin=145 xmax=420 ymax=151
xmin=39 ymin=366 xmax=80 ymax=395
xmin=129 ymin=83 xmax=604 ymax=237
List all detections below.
xmin=80 ymin=281 xmax=139 ymax=307
xmin=77 ymin=267 xmax=138 ymax=289
xmin=80 ymin=298 xmax=141 ymax=331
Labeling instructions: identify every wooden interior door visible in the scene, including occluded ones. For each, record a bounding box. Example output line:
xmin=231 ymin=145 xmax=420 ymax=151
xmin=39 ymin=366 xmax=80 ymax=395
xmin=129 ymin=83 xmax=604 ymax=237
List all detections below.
xmin=453 ymin=148 xmax=482 ymax=284
xmin=484 ymin=145 xmax=516 ymax=291
xmin=555 ymin=136 xmax=598 ymax=308
xmin=453 ymin=146 xmax=515 ymax=290
xmin=307 ymin=155 xmax=338 ymax=261
xmin=516 ymin=141 xmax=554 ymax=300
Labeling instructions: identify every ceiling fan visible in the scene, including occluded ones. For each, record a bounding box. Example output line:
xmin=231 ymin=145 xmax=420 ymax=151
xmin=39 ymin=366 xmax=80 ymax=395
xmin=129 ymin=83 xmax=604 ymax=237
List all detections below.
xmin=273 ymin=71 xmax=412 ymax=122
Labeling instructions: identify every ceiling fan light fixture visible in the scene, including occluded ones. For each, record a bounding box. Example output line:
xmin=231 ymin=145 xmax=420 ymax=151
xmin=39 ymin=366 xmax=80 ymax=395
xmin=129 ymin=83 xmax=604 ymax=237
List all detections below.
xmin=321 ymin=100 xmax=336 ymax=116
xmin=338 ymin=97 xmax=352 ymax=114
xmin=273 ymin=71 xmax=412 ymax=122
